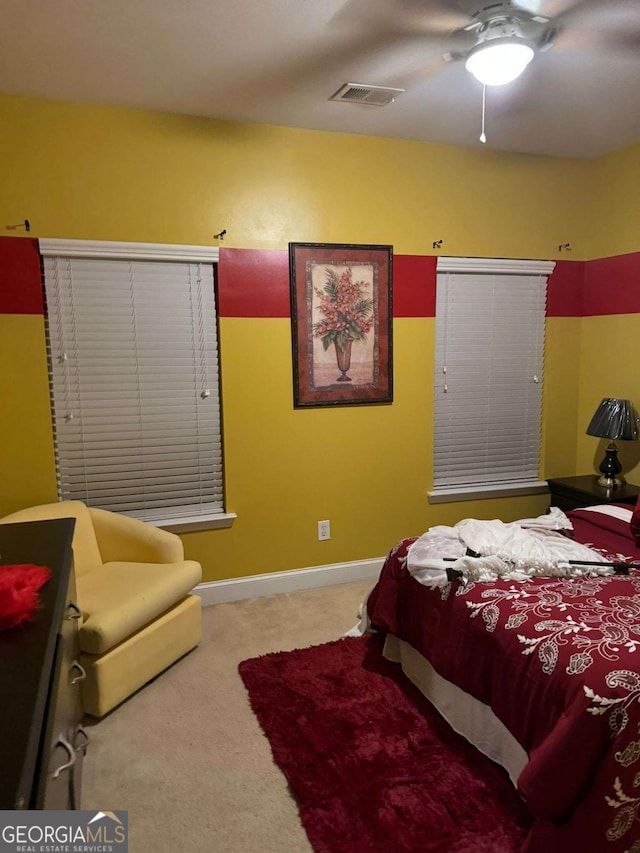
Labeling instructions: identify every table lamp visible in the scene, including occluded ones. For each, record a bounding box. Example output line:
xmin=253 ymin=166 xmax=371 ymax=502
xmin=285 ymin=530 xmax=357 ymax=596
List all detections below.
xmin=586 ymin=397 xmax=639 ymax=487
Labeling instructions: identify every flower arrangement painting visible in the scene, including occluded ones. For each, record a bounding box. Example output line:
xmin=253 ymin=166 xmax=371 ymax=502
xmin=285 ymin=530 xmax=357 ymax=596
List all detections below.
xmin=313 ymin=265 xmax=374 ymax=382
xmin=289 ymin=243 xmax=393 ymax=408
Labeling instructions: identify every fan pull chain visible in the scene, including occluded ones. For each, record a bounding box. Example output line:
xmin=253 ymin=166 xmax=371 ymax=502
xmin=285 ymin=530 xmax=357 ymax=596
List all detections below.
xmin=480 ymin=84 xmax=487 ymax=144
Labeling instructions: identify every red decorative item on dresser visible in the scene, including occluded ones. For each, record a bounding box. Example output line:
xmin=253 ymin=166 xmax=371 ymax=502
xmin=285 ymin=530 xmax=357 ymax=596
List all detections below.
xmin=0 ymin=564 xmax=51 ymax=631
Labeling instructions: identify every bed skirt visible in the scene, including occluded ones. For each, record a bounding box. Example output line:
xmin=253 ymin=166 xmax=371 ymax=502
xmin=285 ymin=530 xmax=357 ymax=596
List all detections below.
xmin=382 ymin=633 xmax=528 ymax=788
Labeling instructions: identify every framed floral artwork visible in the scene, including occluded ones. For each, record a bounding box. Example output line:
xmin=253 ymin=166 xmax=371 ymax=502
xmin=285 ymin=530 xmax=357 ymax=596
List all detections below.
xmin=289 ymin=242 xmax=393 ymax=408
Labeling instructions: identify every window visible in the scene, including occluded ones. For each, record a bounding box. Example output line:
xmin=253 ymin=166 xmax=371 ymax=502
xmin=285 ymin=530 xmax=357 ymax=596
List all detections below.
xmin=429 ymin=257 xmax=555 ymax=503
xmin=40 ymin=239 xmax=233 ymax=530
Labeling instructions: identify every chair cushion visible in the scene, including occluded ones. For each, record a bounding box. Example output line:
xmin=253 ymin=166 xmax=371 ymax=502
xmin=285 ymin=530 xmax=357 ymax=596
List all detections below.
xmin=77 ymin=559 xmax=202 ymax=654
xmin=0 ymin=501 xmax=102 ymax=578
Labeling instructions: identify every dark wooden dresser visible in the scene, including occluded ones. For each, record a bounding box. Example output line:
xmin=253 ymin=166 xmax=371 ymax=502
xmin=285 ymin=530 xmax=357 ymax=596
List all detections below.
xmin=0 ymin=518 xmax=86 ymax=810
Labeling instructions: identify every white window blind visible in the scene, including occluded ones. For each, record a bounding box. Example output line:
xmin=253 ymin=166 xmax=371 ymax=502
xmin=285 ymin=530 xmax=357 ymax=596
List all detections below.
xmin=431 ymin=257 xmax=555 ymax=499
xmin=40 ymin=240 xmax=224 ymax=525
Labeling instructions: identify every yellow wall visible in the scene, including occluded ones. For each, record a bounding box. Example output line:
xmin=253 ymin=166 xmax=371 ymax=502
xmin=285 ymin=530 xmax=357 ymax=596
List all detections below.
xmin=576 ymin=142 xmax=640 ymax=481
xmin=0 ymin=315 xmax=58 ymax=508
xmin=0 ymin=92 xmax=627 ymax=582
xmin=584 ymin=143 xmax=640 ymax=261
xmin=0 ymin=93 xmax=590 ymax=257
xmin=576 ymin=313 xmax=640 ymax=481
xmin=542 ymin=317 xmax=582 ymax=478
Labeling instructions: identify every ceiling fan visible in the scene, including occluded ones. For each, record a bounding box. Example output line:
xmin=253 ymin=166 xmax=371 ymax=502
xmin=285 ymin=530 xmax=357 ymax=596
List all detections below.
xmin=444 ymin=1 xmax=558 ymax=86
xmin=321 ymin=0 xmax=640 ymax=145
xmin=328 ymin=0 xmax=640 ymax=90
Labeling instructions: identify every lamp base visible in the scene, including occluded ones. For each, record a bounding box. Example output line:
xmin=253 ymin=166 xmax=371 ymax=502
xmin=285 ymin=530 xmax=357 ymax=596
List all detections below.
xmin=597 ymin=441 xmax=625 ymax=489
xmin=597 ymin=473 xmax=625 ymax=489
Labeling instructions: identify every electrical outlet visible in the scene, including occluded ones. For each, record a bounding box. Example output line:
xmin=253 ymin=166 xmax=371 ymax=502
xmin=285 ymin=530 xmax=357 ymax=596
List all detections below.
xmin=317 ymin=520 xmax=331 ymax=541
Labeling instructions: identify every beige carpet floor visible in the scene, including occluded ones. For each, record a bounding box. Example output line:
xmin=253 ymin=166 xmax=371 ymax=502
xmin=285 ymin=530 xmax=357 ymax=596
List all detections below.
xmin=81 ymin=579 xmax=373 ymax=853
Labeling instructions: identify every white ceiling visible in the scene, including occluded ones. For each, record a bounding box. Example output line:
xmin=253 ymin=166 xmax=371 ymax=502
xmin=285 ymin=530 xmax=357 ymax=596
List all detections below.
xmin=0 ymin=0 xmax=639 ymax=159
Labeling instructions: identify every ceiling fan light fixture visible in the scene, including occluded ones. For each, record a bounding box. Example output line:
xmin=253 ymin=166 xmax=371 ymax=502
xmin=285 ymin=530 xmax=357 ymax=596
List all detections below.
xmin=465 ymin=38 xmax=534 ymax=86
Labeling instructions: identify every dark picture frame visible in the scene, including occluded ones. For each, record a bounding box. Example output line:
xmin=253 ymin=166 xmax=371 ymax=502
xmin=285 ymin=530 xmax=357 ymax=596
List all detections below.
xmin=289 ymin=242 xmax=393 ymax=408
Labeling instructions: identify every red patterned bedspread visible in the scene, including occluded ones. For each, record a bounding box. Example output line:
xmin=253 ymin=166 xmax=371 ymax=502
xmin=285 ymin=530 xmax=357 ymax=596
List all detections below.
xmin=367 ymin=507 xmax=640 ymax=853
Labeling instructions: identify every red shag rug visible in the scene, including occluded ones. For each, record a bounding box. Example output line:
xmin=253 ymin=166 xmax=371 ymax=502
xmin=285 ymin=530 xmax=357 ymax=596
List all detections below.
xmin=239 ymin=634 xmax=531 ymax=853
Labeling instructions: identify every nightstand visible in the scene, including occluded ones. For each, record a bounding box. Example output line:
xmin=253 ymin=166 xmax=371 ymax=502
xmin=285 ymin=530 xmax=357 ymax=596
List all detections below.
xmin=547 ymin=475 xmax=640 ymax=512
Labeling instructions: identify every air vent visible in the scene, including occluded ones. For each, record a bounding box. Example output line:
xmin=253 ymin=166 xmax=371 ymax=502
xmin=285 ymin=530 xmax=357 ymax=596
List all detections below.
xmin=330 ymin=83 xmax=404 ymax=107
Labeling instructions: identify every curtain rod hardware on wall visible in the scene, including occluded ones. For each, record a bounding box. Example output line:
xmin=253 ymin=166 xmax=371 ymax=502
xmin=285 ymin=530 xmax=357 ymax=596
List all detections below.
xmin=432 ymin=239 xmax=443 ymax=249
xmin=558 ymin=242 xmax=571 ymax=252
xmin=213 ymin=229 xmax=227 ymax=241
xmin=6 ymin=219 xmax=30 ymax=232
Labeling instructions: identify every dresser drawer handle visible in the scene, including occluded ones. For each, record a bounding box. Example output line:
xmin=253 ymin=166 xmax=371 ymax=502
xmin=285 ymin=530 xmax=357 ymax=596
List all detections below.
xmin=75 ymin=726 xmax=90 ymax=755
xmin=66 ymin=602 xmax=82 ymax=620
xmin=70 ymin=661 xmax=87 ymax=684
xmin=51 ymin=734 xmax=76 ymax=779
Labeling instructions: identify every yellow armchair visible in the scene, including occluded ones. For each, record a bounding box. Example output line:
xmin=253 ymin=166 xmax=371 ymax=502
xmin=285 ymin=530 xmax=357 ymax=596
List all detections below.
xmin=0 ymin=501 xmax=202 ymax=717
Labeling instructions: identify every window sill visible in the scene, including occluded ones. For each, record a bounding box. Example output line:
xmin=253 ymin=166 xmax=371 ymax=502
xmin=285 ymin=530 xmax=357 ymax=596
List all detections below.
xmin=427 ymin=482 xmax=549 ymax=504
xmin=155 ymin=512 xmax=237 ymax=533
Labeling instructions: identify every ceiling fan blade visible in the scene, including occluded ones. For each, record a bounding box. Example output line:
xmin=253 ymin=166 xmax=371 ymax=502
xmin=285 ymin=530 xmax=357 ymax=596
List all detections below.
xmin=258 ymin=0 xmax=476 ymax=95
xmin=396 ymin=0 xmax=473 ymax=30
xmin=329 ymin=0 xmax=470 ymax=38
xmin=552 ymin=26 xmax=640 ymax=51
xmin=544 ymin=0 xmax=640 ymax=28
xmin=380 ymin=51 xmax=458 ymax=90
xmin=216 ymin=0 xmax=482 ymax=110
xmin=223 ymin=26 xmax=454 ymax=108
xmin=529 ymin=0 xmax=640 ymax=58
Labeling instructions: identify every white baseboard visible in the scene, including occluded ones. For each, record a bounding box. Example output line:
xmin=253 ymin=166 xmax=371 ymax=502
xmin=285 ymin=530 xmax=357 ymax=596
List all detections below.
xmin=194 ymin=556 xmax=384 ymax=607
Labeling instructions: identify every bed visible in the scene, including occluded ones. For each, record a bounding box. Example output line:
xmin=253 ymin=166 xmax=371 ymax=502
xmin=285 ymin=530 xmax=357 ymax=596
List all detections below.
xmin=366 ymin=503 xmax=640 ymax=853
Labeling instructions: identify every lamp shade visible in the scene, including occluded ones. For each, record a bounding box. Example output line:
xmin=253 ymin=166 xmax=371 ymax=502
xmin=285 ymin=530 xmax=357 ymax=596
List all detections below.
xmin=586 ymin=398 xmax=639 ymax=441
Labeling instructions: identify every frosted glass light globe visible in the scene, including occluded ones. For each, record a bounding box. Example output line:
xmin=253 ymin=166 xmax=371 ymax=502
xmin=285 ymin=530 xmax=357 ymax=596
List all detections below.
xmin=465 ymin=40 xmax=535 ymax=86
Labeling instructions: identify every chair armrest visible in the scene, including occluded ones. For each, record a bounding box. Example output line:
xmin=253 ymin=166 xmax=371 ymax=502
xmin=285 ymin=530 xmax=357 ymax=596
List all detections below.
xmin=88 ymin=507 xmax=185 ymax=564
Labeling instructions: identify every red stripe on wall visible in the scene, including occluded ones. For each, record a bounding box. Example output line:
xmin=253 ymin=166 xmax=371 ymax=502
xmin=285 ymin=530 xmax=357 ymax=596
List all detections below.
xmin=584 ymin=252 xmax=640 ymax=316
xmin=393 ymin=255 xmax=437 ymax=318
xmin=217 ymin=248 xmax=436 ymax=318
xmin=2 ymin=241 xmax=630 ymax=320
xmin=0 ymin=237 xmax=43 ymax=314
xmin=546 ymin=252 xmax=640 ymax=317
xmin=546 ymin=260 xmax=585 ymax=317
xmin=217 ymin=248 xmax=290 ymax=318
